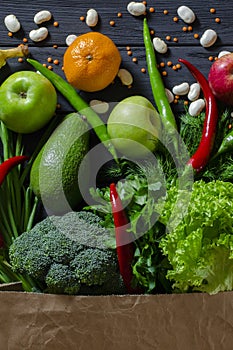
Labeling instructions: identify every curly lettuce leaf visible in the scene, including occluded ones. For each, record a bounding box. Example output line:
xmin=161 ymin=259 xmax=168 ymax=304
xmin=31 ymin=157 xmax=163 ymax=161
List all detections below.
xmin=159 ymin=180 xmax=233 ymax=294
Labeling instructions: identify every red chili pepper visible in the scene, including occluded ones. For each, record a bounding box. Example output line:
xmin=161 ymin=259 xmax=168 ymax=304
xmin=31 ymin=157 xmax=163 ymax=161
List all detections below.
xmin=0 ymin=155 xmax=29 ymax=186
xmin=110 ymin=183 xmax=141 ymax=294
xmin=178 ymin=58 xmax=219 ymax=172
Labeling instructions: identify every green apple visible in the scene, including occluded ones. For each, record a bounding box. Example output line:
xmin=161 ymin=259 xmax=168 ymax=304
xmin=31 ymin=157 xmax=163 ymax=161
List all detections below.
xmin=107 ymin=96 xmax=161 ymax=158
xmin=0 ymin=71 xmax=57 ymax=133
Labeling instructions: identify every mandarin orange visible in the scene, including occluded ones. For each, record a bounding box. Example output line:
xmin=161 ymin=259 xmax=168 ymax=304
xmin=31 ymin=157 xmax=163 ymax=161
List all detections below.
xmin=63 ymin=32 xmax=121 ymax=92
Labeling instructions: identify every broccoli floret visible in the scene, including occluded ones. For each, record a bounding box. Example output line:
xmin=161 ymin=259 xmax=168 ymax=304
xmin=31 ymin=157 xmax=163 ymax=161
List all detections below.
xmin=45 ymin=263 xmax=80 ymax=295
xmin=9 ymin=211 xmax=123 ymax=295
xmin=71 ymin=248 xmax=118 ymax=286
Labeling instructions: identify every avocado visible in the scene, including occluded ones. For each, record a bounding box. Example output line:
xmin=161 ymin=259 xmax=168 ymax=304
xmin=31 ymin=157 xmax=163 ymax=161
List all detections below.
xmin=30 ymin=112 xmax=90 ymax=215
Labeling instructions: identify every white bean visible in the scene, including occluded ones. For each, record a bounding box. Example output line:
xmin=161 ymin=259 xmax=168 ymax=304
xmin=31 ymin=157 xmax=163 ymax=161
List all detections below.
xmin=86 ymin=9 xmax=98 ymax=27
xmin=153 ymin=37 xmax=168 ymax=54
xmin=172 ymin=82 xmax=190 ymax=96
xmin=29 ymin=27 xmax=49 ymax=42
xmin=188 ymin=83 xmax=201 ymax=101
xmin=218 ymin=50 xmax=231 ymax=58
xmin=177 ymin=6 xmax=196 ymax=24
xmin=34 ymin=10 xmax=52 ymax=24
xmin=200 ymin=29 xmax=217 ymax=48
xmin=165 ymin=88 xmax=174 ymax=103
xmin=90 ymin=100 xmax=109 ymax=114
xmin=4 ymin=14 xmax=21 ymax=33
xmin=117 ymin=68 xmax=133 ymax=86
xmin=65 ymin=34 xmax=77 ymax=46
xmin=188 ymin=99 xmax=205 ymax=117
xmin=127 ymin=2 xmax=146 ymax=16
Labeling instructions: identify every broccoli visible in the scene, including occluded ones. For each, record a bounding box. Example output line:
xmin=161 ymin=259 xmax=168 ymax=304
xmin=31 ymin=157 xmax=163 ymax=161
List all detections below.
xmin=9 ymin=211 xmax=126 ymax=295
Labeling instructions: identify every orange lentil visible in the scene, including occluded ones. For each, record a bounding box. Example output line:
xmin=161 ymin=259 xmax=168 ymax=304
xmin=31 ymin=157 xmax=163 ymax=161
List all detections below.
xmin=53 ymin=21 xmax=59 ymax=27
xmin=210 ymin=8 xmax=216 ymax=14
xmin=23 ymin=37 xmax=28 ymax=43
xmin=214 ymin=56 xmax=218 ymax=61
xmin=80 ymin=16 xmax=85 ymax=21
xmin=18 ymin=57 xmax=23 ymax=63
xmin=175 ymin=95 xmax=180 ymax=100
xmin=208 ymin=56 xmax=214 ymax=61
xmin=176 ymin=63 xmax=181 ymax=69
xmin=127 ymin=50 xmax=132 ymax=56
xmin=173 ymin=17 xmax=179 ymax=22
xmin=150 ymin=29 xmax=155 ymax=35
xmin=184 ymin=100 xmax=189 ymax=106
xmin=8 ymin=32 xmax=13 ymax=37
xmin=126 ymin=46 xmax=131 ymax=51
xmin=141 ymin=67 xmax=146 ymax=73
xmin=167 ymin=61 xmax=173 ymax=67
xmin=173 ymin=37 xmax=178 ymax=42
xmin=142 ymin=1 xmax=147 ymax=5
xmin=48 ymin=65 xmax=53 ymax=70
xmin=43 ymin=63 xmax=47 ymax=67
xmin=117 ymin=12 xmax=122 ymax=18
xmin=132 ymin=57 xmax=138 ymax=63
xmin=160 ymin=62 xmax=165 ymax=68
xmin=47 ymin=57 xmax=53 ymax=63
xmin=215 ymin=17 xmax=221 ymax=23
xmin=228 ymin=124 xmax=232 ymax=130
xmin=163 ymin=9 xmax=169 ymax=15
xmin=172 ymin=65 xmax=178 ymax=70
xmin=53 ymin=59 xmax=59 ymax=65
xmin=188 ymin=26 xmax=193 ymax=31
xmin=173 ymin=99 xmax=178 ymax=104
xmin=110 ymin=20 xmax=115 ymax=26
xmin=149 ymin=7 xmax=155 ymax=13
xmin=182 ymin=26 xmax=188 ymax=32
xmin=194 ymin=33 xmax=199 ymax=39
xmin=162 ymin=71 xmax=167 ymax=76
xmin=53 ymin=44 xmax=58 ymax=49
xmin=166 ymin=35 xmax=171 ymax=41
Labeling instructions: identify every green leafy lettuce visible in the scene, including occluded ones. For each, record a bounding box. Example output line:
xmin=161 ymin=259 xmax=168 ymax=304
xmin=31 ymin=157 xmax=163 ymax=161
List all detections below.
xmin=159 ymin=180 xmax=233 ymax=294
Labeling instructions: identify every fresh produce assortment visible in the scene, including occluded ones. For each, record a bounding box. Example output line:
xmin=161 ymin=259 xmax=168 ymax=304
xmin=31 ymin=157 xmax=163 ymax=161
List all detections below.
xmin=1 ymin=1 xmax=233 ymax=297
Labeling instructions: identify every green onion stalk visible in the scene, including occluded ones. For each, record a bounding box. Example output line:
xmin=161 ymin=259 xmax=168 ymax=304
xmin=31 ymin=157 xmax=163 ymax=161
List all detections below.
xmin=0 ymin=121 xmax=57 ymax=291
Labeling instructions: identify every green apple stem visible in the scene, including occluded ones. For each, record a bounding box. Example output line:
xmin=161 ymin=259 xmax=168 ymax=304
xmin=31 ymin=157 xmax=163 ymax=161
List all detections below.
xmin=0 ymin=45 xmax=29 ymax=68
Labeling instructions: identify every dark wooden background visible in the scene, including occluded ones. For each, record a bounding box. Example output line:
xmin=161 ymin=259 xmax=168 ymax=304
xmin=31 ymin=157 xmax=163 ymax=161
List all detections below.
xmin=0 ymin=0 xmax=232 ymax=119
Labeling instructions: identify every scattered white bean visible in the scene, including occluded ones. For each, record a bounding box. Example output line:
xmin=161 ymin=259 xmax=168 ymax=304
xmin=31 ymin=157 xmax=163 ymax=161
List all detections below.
xmin=153 ymin=37 xmax=168 ymax=54
xmin=29 ymin=27 xmax=49 ymax=42
xmin=4 ymin=14 xmax=21 ymax=33
xmin=34 ymin=10 xmax=52 ymax=24
xmin=218 ymin=50 xmax=231 ymax=58
xmin=188 ymin=99 xmax=205 ymax=117
xmin=177 ymin=6 xmax=196 ymax=24
xmin=165 ymin=88 xmax=174 ymax=103
xmin=127 ymin=2 xmax=146 ymax=16
xmin=90 ymin=100 xmax=109 ymax=114
xmin=187 ymin=83 xmax=201 ymax=102
xmin=86 ymin=9 xmax=98 ymax=27
xmin=172 ymin=82 xmax=190 ymax=96
xmin=200 ymin=29 xmax=217 ymax=48
xmin=65 ymin=34 xmax=77 ymax=46
xmin=117 ymin=68 xmax=133 ymax=86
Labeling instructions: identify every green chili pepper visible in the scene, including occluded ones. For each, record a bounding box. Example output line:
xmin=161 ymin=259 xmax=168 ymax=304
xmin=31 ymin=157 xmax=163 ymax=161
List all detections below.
xmin=27 ymin=58 xmax=119 ymax=163
xmin=143 ymin=18 xmax=177 ymax=136
xmin=213 ymin=129 xmax=233 ymax=159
